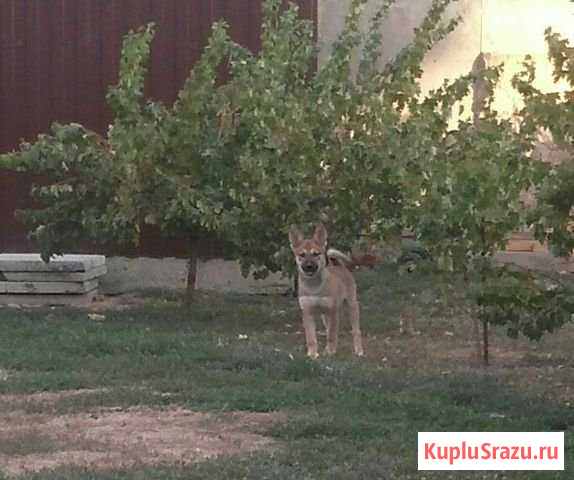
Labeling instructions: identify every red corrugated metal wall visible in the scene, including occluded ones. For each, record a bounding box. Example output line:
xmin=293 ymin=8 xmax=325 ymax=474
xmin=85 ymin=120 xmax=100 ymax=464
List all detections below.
xmin=0 ymin=0 xmax=317 ymax=256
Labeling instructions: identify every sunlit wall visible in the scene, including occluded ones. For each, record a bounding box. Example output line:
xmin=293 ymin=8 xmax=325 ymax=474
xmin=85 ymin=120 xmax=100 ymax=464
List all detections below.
xmin=318 ymin=0 xmax=573 ymax=122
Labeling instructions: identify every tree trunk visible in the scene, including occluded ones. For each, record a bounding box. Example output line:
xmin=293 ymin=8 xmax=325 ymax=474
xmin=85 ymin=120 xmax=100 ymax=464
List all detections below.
xmin=482 ymin=318 xmax=489 ymax=366
xmin=185 ymin=237 xmax=199 ymax=304
xmin=464 ymin=271 xmax=482 ymax=362
xmin=472 ymin=317 xmax=482 ymax=362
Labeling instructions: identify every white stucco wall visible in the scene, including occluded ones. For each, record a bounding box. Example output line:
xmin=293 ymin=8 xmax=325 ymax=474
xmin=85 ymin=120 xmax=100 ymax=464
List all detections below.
xmin=319 ymin=0 xmax=574 ymax=115
xmin=319 ymin=0 xmax=481 ymax=90
xmin=99 ymin=257 xmax=289 ymax=295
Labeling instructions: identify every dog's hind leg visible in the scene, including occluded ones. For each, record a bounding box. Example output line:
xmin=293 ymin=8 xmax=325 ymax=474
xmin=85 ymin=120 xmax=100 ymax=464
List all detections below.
xmin=349 ymin=300 xmax=364 ymax=356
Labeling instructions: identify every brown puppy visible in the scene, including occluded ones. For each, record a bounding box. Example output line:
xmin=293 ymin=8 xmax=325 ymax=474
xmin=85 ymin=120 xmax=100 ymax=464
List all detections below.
xmin=289 ymin=224 xmax=364 ymax=358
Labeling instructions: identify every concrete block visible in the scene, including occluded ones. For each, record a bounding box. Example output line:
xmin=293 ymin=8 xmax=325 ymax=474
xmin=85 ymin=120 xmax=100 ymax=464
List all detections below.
xmin=0 ymin=265 xmax=107 ymax=282
xmin=0 ymin=290 xmax=98 ymax=307
xmin=0 ymin=254 xmax=105 ymax=272
xmin=0 ymin=254 xmax=106 ymax=306
xmin=0 ymin=279 xmax=98 ymax=294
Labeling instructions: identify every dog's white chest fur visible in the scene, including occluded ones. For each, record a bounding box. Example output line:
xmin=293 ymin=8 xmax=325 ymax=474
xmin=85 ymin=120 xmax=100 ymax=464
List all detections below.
xmin=298 ymin=295 xmax=335 ymax=312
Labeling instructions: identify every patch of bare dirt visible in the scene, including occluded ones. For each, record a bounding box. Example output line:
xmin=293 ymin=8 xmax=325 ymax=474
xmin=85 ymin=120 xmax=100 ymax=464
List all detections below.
xmin=0 ymin=406 xmax=282 ymax=476
xmin=444 ymin=345 xmax=528 ymax=368
xmin=0 ymin=388 xmax=110 ymax=408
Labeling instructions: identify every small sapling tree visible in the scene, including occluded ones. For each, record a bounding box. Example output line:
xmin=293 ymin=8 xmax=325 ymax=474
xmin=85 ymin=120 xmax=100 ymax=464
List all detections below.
xmin=397 ymin=52 xmax=553 ymax=364
xmin=470 ymin=27 xmax=574 ymax=354
xmin=513 ymin=28 xmax=574 ymax=257
xmin=423 ymin=26 xmax=574 ymax=364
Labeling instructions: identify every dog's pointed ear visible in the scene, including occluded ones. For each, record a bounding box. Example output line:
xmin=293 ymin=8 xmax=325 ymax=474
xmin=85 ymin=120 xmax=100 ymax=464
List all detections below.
xmin=289 ymin=225 xmax=304 ymax=250
xmin=313 ymin=223 xmax=327 ymax=248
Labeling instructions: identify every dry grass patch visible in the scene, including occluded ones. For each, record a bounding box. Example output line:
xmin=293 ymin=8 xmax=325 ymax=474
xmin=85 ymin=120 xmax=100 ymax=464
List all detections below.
xmin=0 ymin=404 xmax=282 ymax=477
xmin=0 ymin=388 xmax=110 ymax=406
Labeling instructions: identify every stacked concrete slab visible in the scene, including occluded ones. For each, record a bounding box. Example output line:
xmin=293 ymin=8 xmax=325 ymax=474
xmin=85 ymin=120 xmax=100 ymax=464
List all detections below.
xmin=0 ymin=254 xmax=106 ymax=306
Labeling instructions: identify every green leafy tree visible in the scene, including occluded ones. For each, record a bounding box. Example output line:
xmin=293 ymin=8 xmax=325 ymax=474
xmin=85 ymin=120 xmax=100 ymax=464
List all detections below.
xmin=5 ymin=0 xmax=553 ymax=334
xmin=405 ymin=111 xmax=548 ymax=363
xmin=0 ymin=123 xmax=138 ymax=257
xmin=0 ymin=25 xmax=165 ymax=257
xmin=443 ymin=26 xmax=574 ymax=364
xmin=513 ymin=28 xmax=574 ymax=257
xmin=1 ymin=0 xmax=468 ymax=292
xmin=0 ymin=25 xmax=161 ymax=259
xmin=0 ymin=23 xmax=238 ymax=300
xmin=219 ymin=0 xmax=464 ymax=281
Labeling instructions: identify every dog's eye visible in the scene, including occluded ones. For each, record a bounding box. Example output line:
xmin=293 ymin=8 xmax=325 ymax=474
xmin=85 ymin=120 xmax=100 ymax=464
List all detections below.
xmin=299 ymin=253 xmax=306 ymax=259
xmin=311 ymin=252 xmax=320 ymax=257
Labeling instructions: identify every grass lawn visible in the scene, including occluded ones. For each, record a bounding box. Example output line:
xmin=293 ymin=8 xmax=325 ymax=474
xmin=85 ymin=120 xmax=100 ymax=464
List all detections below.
xmin=0 ymin=263 xmax=572 ymax=479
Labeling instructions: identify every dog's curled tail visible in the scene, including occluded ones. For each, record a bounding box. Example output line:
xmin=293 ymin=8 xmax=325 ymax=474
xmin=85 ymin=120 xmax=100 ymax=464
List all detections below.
xmin=327 ymin=248 xmax=353 ymax=269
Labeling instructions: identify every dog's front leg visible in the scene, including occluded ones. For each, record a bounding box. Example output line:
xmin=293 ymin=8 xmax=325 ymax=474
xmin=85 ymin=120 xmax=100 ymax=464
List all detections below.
xmin=301 ymin=310 xmax=319 ymax=359
xmin=324 ymin=307 xmax=340 ymax=355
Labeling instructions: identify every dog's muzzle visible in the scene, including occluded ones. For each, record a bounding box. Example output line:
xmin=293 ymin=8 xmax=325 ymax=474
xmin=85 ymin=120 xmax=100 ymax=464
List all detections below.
xmin=301 ymin=263 xmax=318 ymax=276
